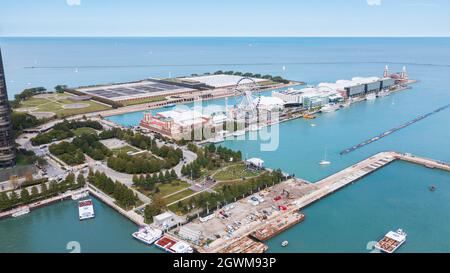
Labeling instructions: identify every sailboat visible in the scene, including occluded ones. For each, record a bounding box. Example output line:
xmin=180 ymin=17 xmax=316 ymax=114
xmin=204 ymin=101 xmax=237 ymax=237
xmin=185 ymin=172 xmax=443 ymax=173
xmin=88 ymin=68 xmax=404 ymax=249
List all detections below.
xmin=319 ymin=149 xmax=331 ymax=165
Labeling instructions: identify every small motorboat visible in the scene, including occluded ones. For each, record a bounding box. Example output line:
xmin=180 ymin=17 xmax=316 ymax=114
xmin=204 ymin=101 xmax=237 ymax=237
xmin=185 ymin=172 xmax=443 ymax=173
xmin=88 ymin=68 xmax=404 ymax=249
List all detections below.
xmin=281 ymin=241 xmax=289 ymax=247
xmin=429 ymin=185 xmax=437 ymax=192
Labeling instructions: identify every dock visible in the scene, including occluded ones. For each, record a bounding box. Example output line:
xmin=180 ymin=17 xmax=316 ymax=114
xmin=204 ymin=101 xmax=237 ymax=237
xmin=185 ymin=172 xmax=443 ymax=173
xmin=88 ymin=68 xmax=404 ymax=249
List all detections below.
xmin=340 ymin=103 xmax=450 ymax=155
xmin=216 ymin=236 xmax=269 ymax=253
xmin=0 ymin=188 xmax=88 ymax=220
xmin=251 ymin=211 xmax=305 ymax=241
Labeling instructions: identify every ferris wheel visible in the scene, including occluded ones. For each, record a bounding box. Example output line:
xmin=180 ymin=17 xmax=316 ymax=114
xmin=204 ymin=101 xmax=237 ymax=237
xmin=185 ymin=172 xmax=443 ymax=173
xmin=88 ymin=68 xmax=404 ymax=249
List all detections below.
xmin=234 ymin=77 xmax=261 ymax=114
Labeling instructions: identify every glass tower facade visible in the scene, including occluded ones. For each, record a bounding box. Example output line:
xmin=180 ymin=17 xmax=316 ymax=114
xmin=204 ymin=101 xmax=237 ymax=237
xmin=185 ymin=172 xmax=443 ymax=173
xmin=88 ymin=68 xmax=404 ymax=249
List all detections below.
xmin=0 ymin=48 xmax=16 ymax=168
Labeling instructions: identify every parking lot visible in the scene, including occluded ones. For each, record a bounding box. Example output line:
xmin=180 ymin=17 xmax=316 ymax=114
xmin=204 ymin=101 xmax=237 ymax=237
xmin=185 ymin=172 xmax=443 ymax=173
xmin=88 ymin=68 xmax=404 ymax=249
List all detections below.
xmin=175 ymin=178 xmax=317 ymax=247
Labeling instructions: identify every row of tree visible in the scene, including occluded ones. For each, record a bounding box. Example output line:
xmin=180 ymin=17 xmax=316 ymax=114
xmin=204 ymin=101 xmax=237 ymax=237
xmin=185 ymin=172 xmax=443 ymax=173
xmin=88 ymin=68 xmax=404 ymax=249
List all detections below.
xmin=213 ymin=71 xmax=289 ymax=84
xmin=132 ymin=170 xmax=178 ymax=191
xmin=174 ymin=170 xmax=284 ymax=215
xmin=0 ymin=173 xmax=86 ymax=212
xmin=88 ymin=170 xmax=138 ymax=210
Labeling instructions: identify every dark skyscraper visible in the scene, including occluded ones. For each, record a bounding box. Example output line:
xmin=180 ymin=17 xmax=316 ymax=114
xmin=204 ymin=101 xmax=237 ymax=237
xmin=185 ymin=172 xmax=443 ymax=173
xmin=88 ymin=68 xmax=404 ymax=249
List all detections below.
xmin=0 ymin=48 xmax=15 ymax=168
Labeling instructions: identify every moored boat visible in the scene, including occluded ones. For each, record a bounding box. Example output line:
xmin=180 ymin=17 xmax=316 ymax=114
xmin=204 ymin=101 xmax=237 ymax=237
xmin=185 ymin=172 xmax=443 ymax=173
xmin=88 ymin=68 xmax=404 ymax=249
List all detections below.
xmin=12 ymin=206 xmax=30 ymax=218
xmin=132 ymin=226 xmax=163 ymax=245
xmin=375 ymin=229 xmax=407 ymax=253
xmin=78 ymin=199 xmax=95 ymax=220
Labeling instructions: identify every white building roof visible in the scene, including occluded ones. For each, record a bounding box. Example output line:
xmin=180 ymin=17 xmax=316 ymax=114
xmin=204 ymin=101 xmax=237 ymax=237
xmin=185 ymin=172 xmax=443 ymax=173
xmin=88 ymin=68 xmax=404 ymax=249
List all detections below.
xmin=182 ymin=74 xmax=267 ymax=88
xmin=246 ymin=158 xmax=264 ymax=167
xmin=154 ymin=212 xmax=173 ymax=222
xmin=255 ymin=96 xmax=285 ymax=107
xmin=157 ymin=109 xmax=208 ymax=126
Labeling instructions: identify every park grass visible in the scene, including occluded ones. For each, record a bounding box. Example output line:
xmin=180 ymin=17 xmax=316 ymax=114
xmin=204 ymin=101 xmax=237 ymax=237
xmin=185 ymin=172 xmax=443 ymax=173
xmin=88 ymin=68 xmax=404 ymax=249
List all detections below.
xmin=111 ymin=145 xmax=140 ymax=155
xmin=163 ymin=189 xmax=195 ymax=205
xmin=72 ymin=127 xmax=98 ymax=136
xmin=15 ymin=92 xmax=110 ymax=118
xmin=157 ymin=180 xmax=191 ymax=197
xmin=120 ymin=96 xmax=167 ymax=106
xmin=213 ymin=163 xmax=260 ymax=181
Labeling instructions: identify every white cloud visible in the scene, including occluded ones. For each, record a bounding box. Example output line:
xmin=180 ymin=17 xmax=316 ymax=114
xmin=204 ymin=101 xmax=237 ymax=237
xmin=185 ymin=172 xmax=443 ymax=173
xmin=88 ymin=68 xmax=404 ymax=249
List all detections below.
xmin=367 ymin=0 xmax=382 ymax=6
xmin=66 ymin=0 xmax=81 ymax=6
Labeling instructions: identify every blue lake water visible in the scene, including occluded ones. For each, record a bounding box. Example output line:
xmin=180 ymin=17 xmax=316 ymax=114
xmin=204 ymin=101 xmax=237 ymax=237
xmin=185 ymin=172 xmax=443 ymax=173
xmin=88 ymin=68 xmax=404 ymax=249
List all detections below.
xmin=0 ymin=37 xmax=449 ymax=252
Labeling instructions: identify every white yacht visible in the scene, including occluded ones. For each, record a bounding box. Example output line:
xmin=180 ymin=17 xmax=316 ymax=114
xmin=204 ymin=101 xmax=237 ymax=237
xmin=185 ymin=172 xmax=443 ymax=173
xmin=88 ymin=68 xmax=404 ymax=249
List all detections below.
xmin=321 ymin=104 xmax=340 ymax=113
xmin=319 ymin=149 xmax=331 ymax=165
xmin=132 ymin=226 xmax=163 ymax=246
xmin=366 ymin=93 xmax=377 ymax=101
xmin=12 ymin=206 xmax=30 ymax=218
xmin=375 ymin=229 xmax=407 ymax=253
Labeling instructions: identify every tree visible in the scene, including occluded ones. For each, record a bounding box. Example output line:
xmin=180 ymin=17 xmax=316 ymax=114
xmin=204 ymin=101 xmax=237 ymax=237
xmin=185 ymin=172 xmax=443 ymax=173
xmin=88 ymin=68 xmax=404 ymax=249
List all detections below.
xmin=143 ymin=194 xmax=166 ymax=223
xmin=30 ymin=186 xmax=39 ymax=199
xmin=20 ymin=188 xmax=31 ymax=203
xmin=77 ymin=174 xmax=86 ymax=187
xmin=55 ymin=85 xmax=68 ymax=93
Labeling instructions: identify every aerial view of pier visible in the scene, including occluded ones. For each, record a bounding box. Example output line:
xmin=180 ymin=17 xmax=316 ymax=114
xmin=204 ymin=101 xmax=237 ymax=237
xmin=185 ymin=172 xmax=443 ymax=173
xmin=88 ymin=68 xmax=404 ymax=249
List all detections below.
xmin=1 ymin=1 xmax=450 ymax=269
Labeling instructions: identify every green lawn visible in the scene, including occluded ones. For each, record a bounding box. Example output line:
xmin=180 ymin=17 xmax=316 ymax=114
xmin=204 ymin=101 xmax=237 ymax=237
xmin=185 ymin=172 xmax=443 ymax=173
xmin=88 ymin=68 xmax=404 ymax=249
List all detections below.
xmin=157 ymin=180 xmax=191 ymax=197
xmin=213 ymin=163 xmax=260 ymax=181
xmin=72 ymin=127 xmax=98 ymax=136
xmin=163 ymin=189 xmax=195 ymax=205
xmin=16 ymin=92 xmax=110 ymax=118
xmin=111 ymin=145 xmax=140 ymax=155
xmin=121 ymin=96 xmax=167 ymax=106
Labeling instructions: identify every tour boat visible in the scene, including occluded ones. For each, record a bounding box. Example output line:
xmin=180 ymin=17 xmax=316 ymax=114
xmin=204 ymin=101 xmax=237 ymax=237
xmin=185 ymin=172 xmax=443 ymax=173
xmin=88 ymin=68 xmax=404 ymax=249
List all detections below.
xmin=132 ymin=226 xmax=163 ymax=246
xmin=375 ymin=229 xmax=407 ymax=253
xmin=78 ymin=199 xmax=95 ymax=220
xmin=12 ymin=206 xmax=30 ymax=218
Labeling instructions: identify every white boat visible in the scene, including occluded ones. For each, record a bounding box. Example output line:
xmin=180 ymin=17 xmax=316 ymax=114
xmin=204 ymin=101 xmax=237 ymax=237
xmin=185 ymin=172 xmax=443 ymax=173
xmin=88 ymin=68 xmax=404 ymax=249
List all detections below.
xmin=375 ymin=229 xmax=407 ymax=253
xmin=366 ymin=93 xmax=377 ymax=101
xmin=377 ymin=90 xmax=390 ymax=98
xmin=281 ymin=241 xmax=289 ymax=247
xmin=71 ymin=191 xmax=89 ymax=201
xmin=132 ymin=226 xmax=163 ymax=245
xmin=78 ymin=199 xmax=95 ymax=220
xmin=12 ymin=206 xmax=30 ymax=218
xmin=233 ymin=130 xmax=246 ymax=137
xmin=319 ymin=149 xmax=331 ymax=165
xmin=320 ymin=104 xmax=340 ymax=113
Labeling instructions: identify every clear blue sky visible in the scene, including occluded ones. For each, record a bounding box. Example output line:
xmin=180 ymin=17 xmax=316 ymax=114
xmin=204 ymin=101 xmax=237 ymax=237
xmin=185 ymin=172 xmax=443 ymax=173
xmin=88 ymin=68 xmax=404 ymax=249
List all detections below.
xmin=1 ymin=0 xmax=449 ymax=37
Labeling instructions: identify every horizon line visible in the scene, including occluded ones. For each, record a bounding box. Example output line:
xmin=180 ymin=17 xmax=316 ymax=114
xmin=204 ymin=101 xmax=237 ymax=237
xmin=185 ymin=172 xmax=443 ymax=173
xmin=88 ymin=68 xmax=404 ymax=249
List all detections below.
xmin=1 ymin=35 xmax=450 ymax=38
